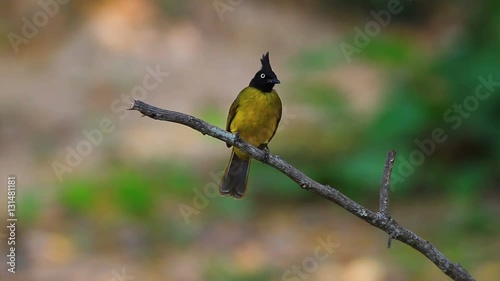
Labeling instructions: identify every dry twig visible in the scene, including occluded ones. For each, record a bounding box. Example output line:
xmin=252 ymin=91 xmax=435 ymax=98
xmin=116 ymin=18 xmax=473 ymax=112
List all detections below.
xmin=130 ymin=99 xmax=475 ymax=281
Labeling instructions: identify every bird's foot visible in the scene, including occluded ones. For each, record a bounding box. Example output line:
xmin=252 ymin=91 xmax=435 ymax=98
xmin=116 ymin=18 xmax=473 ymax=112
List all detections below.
xmin=234 ymin=132 xmax=241 ymax=144
xmin=258 ymin=144 xmax=270 ymax=163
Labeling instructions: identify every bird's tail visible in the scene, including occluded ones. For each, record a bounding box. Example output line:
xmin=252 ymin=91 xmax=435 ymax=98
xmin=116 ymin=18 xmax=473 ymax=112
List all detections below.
xmin=219 ymin=150 xmax=251 ymax=199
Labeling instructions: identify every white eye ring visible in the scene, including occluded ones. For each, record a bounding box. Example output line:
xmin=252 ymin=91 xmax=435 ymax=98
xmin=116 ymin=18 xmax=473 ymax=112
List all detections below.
xmin=260 ymin=73 xmax=266 ymax=78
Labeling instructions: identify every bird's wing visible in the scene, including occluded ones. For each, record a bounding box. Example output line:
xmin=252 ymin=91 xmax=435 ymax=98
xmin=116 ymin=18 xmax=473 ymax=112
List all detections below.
xmin=226 ymin=95 xmax=240 ymax=132
xmin=225 ymin=91 xmax=242 ymax=148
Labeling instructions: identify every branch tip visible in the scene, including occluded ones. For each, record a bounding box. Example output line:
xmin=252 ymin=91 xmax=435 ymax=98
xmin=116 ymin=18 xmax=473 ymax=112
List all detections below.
xmin=129 ymin=99 xmax=138 ymax=110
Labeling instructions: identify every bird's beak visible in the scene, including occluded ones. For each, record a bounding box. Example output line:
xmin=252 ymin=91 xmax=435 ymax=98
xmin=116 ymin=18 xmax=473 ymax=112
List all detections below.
xmin=269 ymin=78 xmax=281 ymax=84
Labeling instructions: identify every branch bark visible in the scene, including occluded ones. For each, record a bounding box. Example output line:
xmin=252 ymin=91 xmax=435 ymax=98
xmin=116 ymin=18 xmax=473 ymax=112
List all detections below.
xmin=380 ymin=150 xmax=396 ymax=248
xmin=379 ymin=150 xmax=396 ymax=217
xmin=130 ymin=99 xmax=476 ymax=281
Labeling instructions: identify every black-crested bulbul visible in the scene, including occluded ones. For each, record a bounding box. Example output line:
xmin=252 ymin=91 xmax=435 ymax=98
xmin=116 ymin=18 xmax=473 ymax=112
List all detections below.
xmin=219 ymin=52 xmax=282 ymax=199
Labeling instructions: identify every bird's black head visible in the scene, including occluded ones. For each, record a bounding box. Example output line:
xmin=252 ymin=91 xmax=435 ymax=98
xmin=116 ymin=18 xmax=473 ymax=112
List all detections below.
xmin=249 ymin=52 xmax=280 ymax=93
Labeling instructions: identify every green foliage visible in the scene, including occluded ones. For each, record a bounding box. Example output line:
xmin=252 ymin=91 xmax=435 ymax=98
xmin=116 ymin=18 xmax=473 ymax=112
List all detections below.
xmin=210 ymin=196 xmax=255 ymax=220
xmin=251 ymin=162 xmax=305 ymax=200
xmin=359 ymin=36 xmax=424 ymax=66
xmin=199 ymin=106 xmax=225 ymax=128
xmin=53 ymin=164 xmax=203 ymax=221
xmin=293 ymin=83 xmax=348 ymax=113
xmin=291 ymin=44 xmax=344 ymax=72
xmin=111 ymin=171 xmax=155 ymax=217
xmin=18 ymin=192 xmax=42 ymax=224
xmin=150 ymin=163 xmax=204 ymax=197
xmin=58 ymin=179 xmax=97 ymax=216
xmin=285 ymin=1 xmax=500 ymax=202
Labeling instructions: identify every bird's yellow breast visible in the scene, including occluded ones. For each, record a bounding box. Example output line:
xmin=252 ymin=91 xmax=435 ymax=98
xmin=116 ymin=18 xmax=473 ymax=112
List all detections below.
xmin=228 ymin=87 xmax=282 ymax=149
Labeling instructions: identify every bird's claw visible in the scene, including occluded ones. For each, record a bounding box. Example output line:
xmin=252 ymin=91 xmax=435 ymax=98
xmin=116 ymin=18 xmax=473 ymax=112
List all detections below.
xmin=234 ymin=132 xmax=241 ymax=144
xmin=258 ymin=144 xmax=270 ymax=163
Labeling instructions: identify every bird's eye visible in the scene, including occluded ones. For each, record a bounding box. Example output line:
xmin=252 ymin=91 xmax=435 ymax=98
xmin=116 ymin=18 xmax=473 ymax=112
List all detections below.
xmin=260 ymin=73 xmax=266 ymax=79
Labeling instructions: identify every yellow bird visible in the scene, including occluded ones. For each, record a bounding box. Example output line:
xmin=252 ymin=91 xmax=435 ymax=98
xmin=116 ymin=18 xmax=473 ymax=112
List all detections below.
xmin=219 ymin=52 xmax=282 ymax=199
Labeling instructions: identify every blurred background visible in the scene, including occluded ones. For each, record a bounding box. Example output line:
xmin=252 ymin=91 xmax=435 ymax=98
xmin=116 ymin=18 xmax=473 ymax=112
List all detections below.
xmin=0 ymin=0 xmax=499 ymax=280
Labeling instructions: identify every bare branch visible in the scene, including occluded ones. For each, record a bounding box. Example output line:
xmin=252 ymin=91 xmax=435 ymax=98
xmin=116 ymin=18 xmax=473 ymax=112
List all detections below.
xmin=379 ymin=150 xmax=396 ymax=248
xmin=379 ymin=150 xmax=396 ymax=217
xmin=129 ymin=100 xmax=476 ymax=281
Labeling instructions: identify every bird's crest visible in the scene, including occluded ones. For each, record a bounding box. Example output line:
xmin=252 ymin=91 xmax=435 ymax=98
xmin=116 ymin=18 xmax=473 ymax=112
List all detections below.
xmin=260 ymin=52 xmax=273 ymax=72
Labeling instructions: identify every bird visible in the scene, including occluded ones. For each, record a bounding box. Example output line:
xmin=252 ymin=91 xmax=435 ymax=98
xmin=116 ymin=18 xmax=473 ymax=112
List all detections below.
xmin=219 ymin=52 xmax=282 ymax=199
